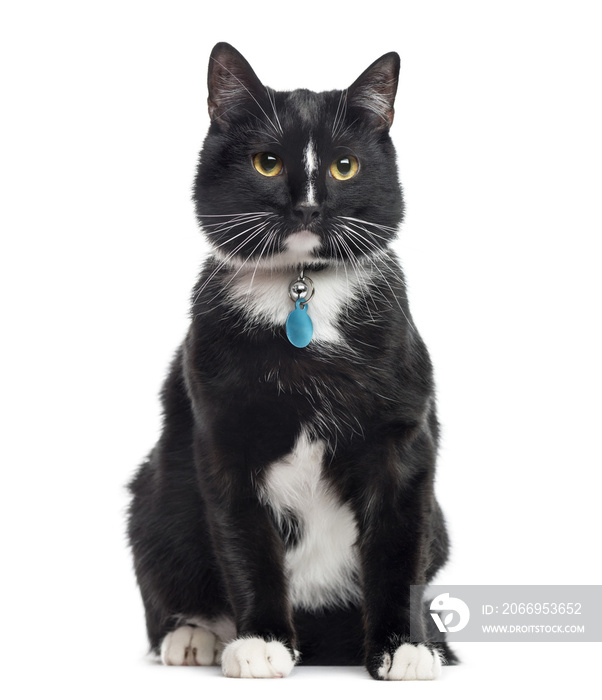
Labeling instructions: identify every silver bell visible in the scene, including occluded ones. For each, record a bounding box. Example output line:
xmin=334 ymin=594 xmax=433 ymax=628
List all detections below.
xmin=290 ymin=280 xmax=309 ymax=299
xmin=288 ymin=275 xmax=315 ymax=302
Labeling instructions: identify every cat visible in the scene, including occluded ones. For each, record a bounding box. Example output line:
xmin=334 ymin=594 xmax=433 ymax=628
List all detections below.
xmin=127 ymin=41 xmax=456 ymax=680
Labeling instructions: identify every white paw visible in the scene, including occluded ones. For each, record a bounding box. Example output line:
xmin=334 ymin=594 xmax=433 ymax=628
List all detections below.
xmin=160 ymin=625 xmax=219 ymax=666
xmin=221 ymin=637 xmax=296 ymax=678
xmin=378 ymin=643 xmax=442 ymax=680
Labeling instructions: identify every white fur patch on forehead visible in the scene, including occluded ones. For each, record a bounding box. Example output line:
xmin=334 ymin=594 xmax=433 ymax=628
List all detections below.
xmin=303 ymin=136 xmax=319 ymax=205
xmin=304 ymin=137 xmax=318 ymax=173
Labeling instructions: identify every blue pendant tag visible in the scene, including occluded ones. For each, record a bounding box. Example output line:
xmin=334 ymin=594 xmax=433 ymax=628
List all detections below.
xmin=286 ymin=298 xmax=313 ymax=348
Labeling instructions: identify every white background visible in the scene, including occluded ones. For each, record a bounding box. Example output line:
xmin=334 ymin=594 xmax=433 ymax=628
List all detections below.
xmin=1 ymin=1 xmax=601 ymax=698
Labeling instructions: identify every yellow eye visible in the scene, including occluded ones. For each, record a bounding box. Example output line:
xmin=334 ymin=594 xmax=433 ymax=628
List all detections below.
xmin=253 ymin=152 xmax=283 ymax=177
xmin=330 ymin=156 xmax=359 ymax=181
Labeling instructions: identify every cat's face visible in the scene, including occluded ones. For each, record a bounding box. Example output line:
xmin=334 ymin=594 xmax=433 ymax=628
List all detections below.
xmin=194 ymin=43 xmax=404 ymax=269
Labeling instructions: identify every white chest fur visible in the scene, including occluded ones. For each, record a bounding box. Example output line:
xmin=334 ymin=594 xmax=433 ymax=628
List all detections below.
xmin=258 ymin=430 xmax=361 ymax=611
xmin=225 ymin=264 xmax=375 ymax=345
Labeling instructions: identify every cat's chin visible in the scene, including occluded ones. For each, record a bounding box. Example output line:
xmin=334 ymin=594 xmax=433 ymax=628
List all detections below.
xmin=284 ymin=230 xmax=321 ymax=257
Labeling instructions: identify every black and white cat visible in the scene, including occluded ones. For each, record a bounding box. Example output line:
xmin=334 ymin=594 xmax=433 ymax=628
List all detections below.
xmin=128 ymin=42 xmax=456 ymax=680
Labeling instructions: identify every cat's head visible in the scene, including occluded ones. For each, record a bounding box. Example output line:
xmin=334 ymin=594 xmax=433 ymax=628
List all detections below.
xmin=194 ymin=42 xmax=404 ymax=269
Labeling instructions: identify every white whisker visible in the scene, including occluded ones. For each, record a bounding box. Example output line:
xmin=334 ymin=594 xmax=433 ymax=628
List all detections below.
xmin=265 ymin=87 xmax=284 ymax=136
xmin=332 ymin=89 xmax=348 ymax=139
xmin=217 ymin=228 xmax=278 ymax=302
xmin=198 ymin=211 xmax=271 ymax=218
xmin=246 ymin=227 xmax=279 ymax=299
xmin=340 ymin=215 xmax=397 ymax=233
xmin=192 ymin=221 xmax=272 ymax=304
xmin=340 ymin=227 xmax=415 ymax=331
xmin=203 ymin=215 xmax=268 ymax=236
xmin=332 ymin=226 xmax=378 ymax=322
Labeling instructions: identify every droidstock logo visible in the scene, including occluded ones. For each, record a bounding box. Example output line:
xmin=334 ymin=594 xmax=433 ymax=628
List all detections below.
xmin=430 ymin=593 xmax=471 ymax=633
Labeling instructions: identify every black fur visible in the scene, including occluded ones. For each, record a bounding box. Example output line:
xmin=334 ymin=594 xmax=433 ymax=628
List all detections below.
xmin=128 ymin=42 xmax=456 ymax=678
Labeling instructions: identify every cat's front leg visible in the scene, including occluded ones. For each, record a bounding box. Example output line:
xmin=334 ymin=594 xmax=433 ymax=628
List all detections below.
xmin=195 ymin=439 xmax=298 ymax=678
xmin=208 ymin=494 xmax=298 ymax=678
xmin=357 ymin=451 xmax=442 ymax=680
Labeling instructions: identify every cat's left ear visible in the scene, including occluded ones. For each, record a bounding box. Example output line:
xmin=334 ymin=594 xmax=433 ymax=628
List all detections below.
xmin=347 ymin=52 xmax=400 ymax=130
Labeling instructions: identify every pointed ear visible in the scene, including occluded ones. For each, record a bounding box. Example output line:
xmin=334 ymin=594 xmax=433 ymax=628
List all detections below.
xmin=207 ymin=42 xmax=265 ymax=126
xmin=347 ymin=52 xmax=400 ymax=130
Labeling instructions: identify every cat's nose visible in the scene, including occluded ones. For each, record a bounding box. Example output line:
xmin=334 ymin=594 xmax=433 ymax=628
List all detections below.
xmin=293 ymin=204 xmax=321 ymax=226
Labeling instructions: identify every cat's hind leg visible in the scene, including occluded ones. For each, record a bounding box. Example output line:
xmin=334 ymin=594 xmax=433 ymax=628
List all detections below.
xmin=160 ymin=625 xmax=221 ymax=666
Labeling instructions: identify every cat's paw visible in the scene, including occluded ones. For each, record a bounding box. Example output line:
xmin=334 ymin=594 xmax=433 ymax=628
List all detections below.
xmin=221 ymin=637 xmax=296 ymax=678
xmin=375 ymin=643 xmax=442 ymax=680
xmin=160 ymin=625 xmax=219 ymax=666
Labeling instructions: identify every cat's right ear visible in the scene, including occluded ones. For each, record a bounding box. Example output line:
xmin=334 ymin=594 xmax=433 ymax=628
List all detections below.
xmin=207 ymin=43 xmax=265 ymax=126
